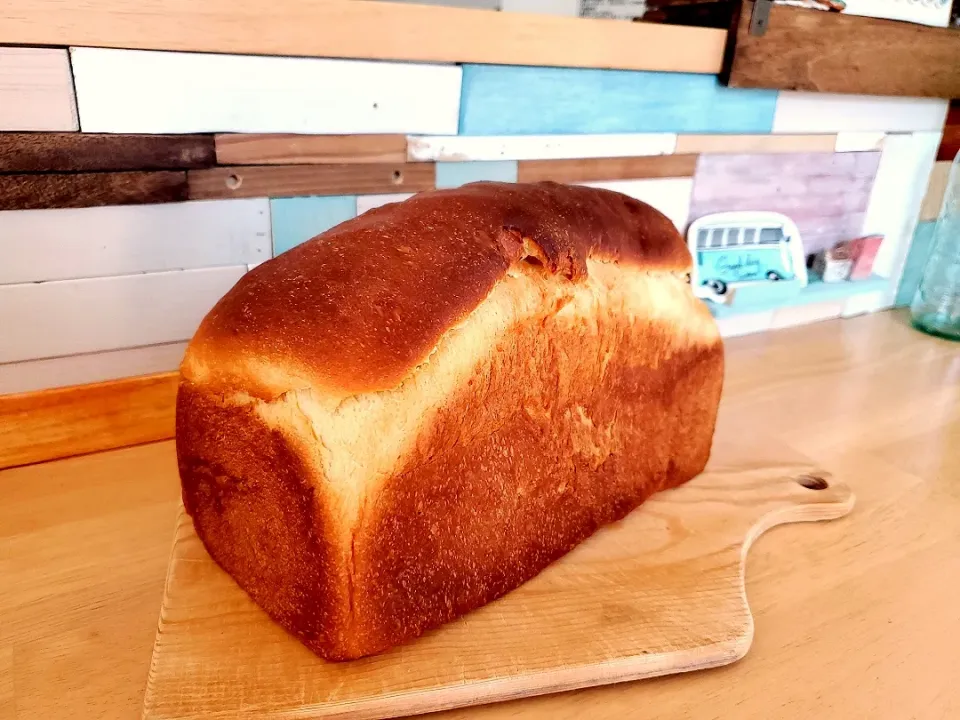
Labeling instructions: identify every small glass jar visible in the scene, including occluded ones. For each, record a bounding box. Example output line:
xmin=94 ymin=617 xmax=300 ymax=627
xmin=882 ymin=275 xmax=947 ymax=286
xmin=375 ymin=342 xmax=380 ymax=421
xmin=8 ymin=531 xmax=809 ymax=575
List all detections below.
xmin=911 ymin=152 xmax=960 ymax=341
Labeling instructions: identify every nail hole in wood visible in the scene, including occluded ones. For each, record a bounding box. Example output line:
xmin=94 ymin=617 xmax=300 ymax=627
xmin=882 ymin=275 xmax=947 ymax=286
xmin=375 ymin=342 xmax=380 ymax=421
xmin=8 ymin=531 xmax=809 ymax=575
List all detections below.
xmin=225 ymin=174 xmax=242 ymax=190
xmin=797 ymin=473 xmax=829 ymax=491
xmin=392 ymin=170 xmax=403 ymax=185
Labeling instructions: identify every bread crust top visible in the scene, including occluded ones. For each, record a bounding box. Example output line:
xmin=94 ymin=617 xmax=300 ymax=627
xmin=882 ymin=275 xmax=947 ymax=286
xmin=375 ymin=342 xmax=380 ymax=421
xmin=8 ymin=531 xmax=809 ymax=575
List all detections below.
xmin=181 ymin=181 xmax=694 ymax=399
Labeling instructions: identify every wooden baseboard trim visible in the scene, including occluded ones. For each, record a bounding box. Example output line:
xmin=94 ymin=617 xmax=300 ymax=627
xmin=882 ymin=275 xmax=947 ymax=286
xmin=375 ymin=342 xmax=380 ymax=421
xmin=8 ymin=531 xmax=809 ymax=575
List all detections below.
xmin=0 ymin=371 xmax=178 ymax=470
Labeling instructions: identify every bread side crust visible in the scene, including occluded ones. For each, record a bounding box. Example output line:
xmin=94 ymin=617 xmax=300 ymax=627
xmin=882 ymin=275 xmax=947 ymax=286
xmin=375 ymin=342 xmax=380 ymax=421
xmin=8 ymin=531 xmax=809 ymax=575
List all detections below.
xmin=177 ymin=259 xmax=723 ymax=659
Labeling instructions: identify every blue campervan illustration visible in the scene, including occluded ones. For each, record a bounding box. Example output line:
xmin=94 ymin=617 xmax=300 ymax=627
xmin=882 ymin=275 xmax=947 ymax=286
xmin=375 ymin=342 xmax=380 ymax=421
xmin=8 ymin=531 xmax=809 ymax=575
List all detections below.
xmin=686 ymin=211 xmax=809 ymax=302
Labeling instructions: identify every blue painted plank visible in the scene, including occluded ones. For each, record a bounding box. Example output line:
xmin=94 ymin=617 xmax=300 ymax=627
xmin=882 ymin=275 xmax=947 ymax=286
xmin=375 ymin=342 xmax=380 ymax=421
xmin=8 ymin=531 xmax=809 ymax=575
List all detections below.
xmin=710 ymin=275 xmax=889 ymax=318
xmin=270 ymin=196 xmax=357 ymax=255
xmin=895 ymin=220 xmax=937 ymax=308
xmin=435 ymin=161 xmax=518 ymax=188
xmin=459 ymin=65 xmax=778 ymax=136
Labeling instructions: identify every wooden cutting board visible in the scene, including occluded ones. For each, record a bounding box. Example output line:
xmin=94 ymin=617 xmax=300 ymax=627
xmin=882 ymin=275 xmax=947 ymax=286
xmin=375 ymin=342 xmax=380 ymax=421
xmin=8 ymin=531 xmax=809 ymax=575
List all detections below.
xmin=142 ymin=422 xmax=854 ymax=720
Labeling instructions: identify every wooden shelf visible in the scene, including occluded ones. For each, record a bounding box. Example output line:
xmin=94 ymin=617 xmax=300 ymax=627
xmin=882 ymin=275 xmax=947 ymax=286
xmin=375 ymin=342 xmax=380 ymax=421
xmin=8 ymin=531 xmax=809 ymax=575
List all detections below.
xmin=0 ymin=0 xmax=726 ymax=74
xmin=725 ymin=1 xmax=960 ymax=98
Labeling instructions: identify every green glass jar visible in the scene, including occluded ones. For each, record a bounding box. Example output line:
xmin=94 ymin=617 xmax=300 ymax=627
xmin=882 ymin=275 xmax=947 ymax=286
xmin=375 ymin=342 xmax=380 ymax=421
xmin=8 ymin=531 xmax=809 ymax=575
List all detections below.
xmin=911 ymin=152 xmax=960 ymax=341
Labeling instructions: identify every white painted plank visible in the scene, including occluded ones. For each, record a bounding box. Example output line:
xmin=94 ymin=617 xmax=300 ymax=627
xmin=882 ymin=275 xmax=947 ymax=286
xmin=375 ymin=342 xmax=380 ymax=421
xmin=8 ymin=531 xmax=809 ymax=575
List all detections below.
xmin=71 ymin=48 xmax=462 ymax=135
xmin=582 ymin=177 xmax=694 ymax=233
xmin=0 ymin=199 xmax=271 ymax=285
xmin=407 ymin=134 xmax=677 ymax=162
xmin=863 ymin=131 xmax=942 ymax=310
xmin=0 ymin=342 xmax=186 ymax=395
xmin=715 ymin=310 xmax=774 ymax=338
xmin=834 ymin=132 xmax=886 ymax=152
xmin=841 ymin=0 xmax=951 ymax=28
xmin=0 ymin=267 xmax=244 ymax=364
xmin=842 ymin=290 xmax=887 ymax=318
xmin=500 ymin=0 xmax=580 ymax=15
xmin=0 ymin=47 xmax=78 ymax=131
xmin=356 ymin=193 xmax=415 ymax=216
xmin=773 ymin=93 xmax=948 ymax=134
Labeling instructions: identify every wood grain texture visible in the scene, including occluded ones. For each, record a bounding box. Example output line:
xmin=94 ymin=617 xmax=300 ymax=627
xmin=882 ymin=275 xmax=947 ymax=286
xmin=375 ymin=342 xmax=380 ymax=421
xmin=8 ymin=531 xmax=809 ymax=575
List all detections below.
xmin=0 ymin=199 xmax=270 ymax=284
xmin=0 ymin=133 xmax=214 ymax=172
xmin=0 ymin=0 xmax=726 ymax=73
xmin=215 ymin=134 xmax=407 ymax=165
xmin=518 ymin=155 xmax=698 ymax=183
xmin=688 ymin=151 xmax=881 ymax=256
xmin=0 ymin=372 xmax=177 ymax=470
xmin=71 ymin=48 xmax=462 ymax=135
xmin=726 ymin=1 xmax=960 ymax=98
xmin=458 ymin=64 xmax=777 ymax=136
xmin=4 ymin=312 xmax=960 ymax=719
xmin=0 ymin=47 xmax=78 ymax=131
xmin=938 ymin=102 xmax=959 ymax=161
xmin=675 ymin=134 xmax=836 ymax=155
xmin=0 ymin=172 xmax=188 ymax=211
xmin=142 ymin=420 xmax=853 ymax=719
xmin=188 ymin=164 xmax=435 ymax=200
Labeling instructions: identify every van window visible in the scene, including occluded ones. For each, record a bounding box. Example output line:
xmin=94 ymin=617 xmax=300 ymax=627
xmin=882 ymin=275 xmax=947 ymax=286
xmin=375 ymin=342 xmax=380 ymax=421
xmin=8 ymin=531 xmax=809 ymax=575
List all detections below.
xmin=759 ymin=227 xmax=785 ymax=245
xmin=697 ymin=229 xmax=709 ymax=249
xmin=743 ymin=228 xmax=756 ymax=244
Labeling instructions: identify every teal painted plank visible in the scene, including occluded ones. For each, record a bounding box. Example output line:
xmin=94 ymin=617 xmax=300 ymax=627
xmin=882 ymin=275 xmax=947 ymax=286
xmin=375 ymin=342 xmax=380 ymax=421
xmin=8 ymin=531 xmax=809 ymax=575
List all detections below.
xmin=896 ymin=220 xmax=937 ymax=308
xmin=435 ymin=161 xmax=518 ymax=188
xmin=459 ymin=65 xmax=778 ymax=136
xmin=710 ymin=275 xmax=889 ymax=318
xmin=270 ymin=196 xmax=357 ymax=255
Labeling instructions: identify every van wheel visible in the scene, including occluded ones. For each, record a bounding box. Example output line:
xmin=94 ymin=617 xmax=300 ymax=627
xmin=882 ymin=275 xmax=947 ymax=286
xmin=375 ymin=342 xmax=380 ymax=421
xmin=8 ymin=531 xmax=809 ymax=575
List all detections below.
xmin=767 ymin=271 xmax=782 ymax=281
xmin=706 ymin=279 xmax=728 ymax=295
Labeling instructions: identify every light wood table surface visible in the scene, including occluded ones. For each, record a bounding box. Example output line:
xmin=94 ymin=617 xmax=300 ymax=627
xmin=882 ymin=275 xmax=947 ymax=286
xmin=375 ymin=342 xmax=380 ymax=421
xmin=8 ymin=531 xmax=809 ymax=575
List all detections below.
xmin=2 ymin=310 xmax=958 ymax=720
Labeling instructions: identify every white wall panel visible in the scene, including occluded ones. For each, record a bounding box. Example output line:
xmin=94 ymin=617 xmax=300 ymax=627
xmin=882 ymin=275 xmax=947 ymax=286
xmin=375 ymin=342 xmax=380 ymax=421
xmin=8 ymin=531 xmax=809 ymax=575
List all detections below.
xmin=71 ymin=48 xmax=462 ymax=135
xmin=0 ymin=199 xmax=271 ymax=284
xmin=773 ymin=92 xmax=948 ymax=134
xmin=407 ymin=134 xmax=677 ymax=162
xmin=0 ymin=267 xmax=244 ymax=364
xmin=0 ymin=342 xmax=187 ymax=395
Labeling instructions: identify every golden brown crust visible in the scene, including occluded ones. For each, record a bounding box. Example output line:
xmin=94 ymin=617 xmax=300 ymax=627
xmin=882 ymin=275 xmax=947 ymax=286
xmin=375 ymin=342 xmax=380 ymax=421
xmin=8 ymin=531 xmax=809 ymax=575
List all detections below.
xmin=183 ymin=181 xmax=692 ymax=399
xmin=176 ymin=181 xmax=724 ymax=661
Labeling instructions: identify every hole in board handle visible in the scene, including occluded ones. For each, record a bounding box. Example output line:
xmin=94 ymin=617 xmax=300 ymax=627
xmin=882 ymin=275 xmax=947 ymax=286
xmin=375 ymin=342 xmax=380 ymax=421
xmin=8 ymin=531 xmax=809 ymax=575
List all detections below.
xmin=225 ymin=174 xmax=243 ymax=190
xmin=391 ymin=170 xmax=403 ymax=185
xmin=796 ymin=473 xmax=829 ymax=491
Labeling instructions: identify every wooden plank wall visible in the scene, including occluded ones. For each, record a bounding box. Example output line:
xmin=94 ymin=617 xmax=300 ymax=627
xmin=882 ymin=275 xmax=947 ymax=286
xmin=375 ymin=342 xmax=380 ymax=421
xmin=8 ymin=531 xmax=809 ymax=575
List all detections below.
xmin=0 ymin=0 xmax=728 ymax=72
xmin=0 ymin=25 xmax=953 ymax=469
xmin=688 ymin=152 xmax=882 ymax=257
xmin=726 ymin=1 xmax=960 ymax=98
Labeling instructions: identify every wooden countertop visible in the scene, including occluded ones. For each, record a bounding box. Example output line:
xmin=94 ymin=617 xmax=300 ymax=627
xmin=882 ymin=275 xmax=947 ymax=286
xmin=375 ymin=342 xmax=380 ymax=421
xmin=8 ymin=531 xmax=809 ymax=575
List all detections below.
xmin=2 ymin=310 xmax=959 ymax=720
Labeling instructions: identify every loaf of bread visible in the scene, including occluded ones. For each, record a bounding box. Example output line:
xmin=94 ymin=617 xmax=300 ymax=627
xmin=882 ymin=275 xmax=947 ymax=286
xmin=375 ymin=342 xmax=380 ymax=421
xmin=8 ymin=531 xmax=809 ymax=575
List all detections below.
xmin=176 ymin=181 xmax=724 ymax=661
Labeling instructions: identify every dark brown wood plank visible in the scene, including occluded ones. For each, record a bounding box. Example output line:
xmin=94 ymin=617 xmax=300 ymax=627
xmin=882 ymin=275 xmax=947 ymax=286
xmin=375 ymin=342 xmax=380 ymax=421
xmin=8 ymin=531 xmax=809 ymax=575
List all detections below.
xmin=0 ymin=132 xmax=215 ymax=172
xmin=215 ymin=134 xmax=407 ymax=165
xmin=939 ymin=101 xmax=960 ymax=162
xmin=188 ymin=163 xmax=436 ymax=200
xmin=0 ymin=171 xmax=188 ymax=210
xmin=725 ymin=1 xmax=960 ymax=98
xmin=0 ymin=371 xmax=177 ymax=470
xmin=517 ymin=155 xmax=698 ymax=184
